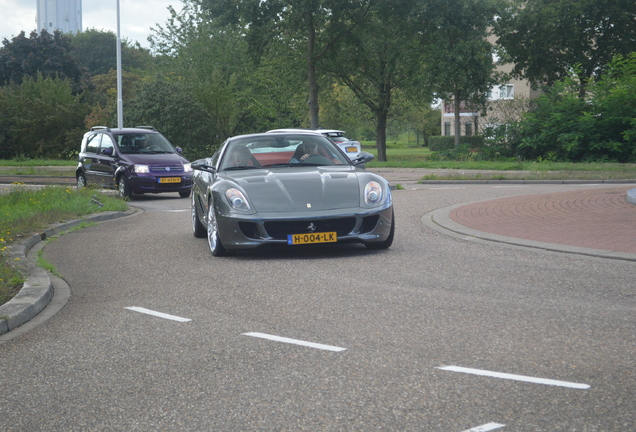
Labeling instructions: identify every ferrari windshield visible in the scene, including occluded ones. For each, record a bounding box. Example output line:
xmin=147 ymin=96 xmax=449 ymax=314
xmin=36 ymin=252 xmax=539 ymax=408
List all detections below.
xmin=115 ymin=133 xmax=177 ymax=154
xmin=219 ymin=134 xmax=350 ymax=171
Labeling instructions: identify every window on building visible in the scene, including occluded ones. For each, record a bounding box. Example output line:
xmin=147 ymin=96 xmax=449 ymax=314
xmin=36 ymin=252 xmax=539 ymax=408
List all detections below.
xmin=486 ymin=84 xmax=515 ymax=100
xmin=444 ymin=122 xmax=451 ymax=136
xmin=499 ymin=84 xmax=514 ymax=99
xmin=465 ymin=122 xmax=473 ymax=136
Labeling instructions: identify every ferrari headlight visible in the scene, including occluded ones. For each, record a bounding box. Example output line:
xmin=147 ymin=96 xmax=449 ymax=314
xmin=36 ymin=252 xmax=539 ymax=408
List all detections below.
xmin=364 ymin=181 xmax=383 ymax=205
xmin=225 ymin=188 xmax=251 ymax=211
xmin=134 ymin=164 xmax=149 ymax=174
xmin=183 ymin=163 xmax=192 ymax=172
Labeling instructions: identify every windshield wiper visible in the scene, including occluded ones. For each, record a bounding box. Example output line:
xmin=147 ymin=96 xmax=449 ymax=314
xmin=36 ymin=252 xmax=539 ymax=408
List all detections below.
xmin=262 ymin=163 xmax=295 ymax=168
xmin=223 ymin=166 xmax=262 ymax=171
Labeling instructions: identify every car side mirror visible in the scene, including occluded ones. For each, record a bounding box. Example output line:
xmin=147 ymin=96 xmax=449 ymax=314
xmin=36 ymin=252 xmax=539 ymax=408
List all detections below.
xmin=192 ymin=159 xmax=217 ymax=174
xmin=175 ymin=147 xmax=183 ymax=154
xmin=101 ymin=148 xmax=113 ymax=156
xmin=352 ymin=151 xmax=374 ymax=165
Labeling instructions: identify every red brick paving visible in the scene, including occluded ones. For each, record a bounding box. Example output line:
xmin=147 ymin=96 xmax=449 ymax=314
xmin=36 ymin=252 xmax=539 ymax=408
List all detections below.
xmin=450 ymin=187 xmax=636 ymax=254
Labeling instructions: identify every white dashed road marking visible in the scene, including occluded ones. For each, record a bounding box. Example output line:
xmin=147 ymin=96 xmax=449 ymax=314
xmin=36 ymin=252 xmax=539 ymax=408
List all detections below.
xmin=242 ymin=332 xmax=347 ymax=352
xmin=462 ymin=422 xmax=505 ymax=432
xmin=438 ymin=366 xmax=590 ymax=389
xmin=125 ymin=307 xmax=192 ymax=322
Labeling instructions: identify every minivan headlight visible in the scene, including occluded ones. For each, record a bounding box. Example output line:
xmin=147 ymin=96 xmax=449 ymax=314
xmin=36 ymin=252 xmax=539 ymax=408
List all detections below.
xmin=134 ymin=164 xmax=149 ymax=174
xmin=183 ymin=163 xmax=192 ymax=172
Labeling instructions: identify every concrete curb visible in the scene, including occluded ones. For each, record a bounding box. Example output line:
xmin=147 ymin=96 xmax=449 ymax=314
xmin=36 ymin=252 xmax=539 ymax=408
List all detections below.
xmin=421 ymin=203 xmax=636 ymax=263
xmin=0 ymin=208 xmax=136 ymax=337
xmin=627 ymin=188 xmax=636 ymax=205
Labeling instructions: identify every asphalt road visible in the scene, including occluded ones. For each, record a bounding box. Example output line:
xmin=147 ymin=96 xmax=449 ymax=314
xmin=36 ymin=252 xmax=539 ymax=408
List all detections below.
xmin=1 ymin=184 xmax=634 ymax=431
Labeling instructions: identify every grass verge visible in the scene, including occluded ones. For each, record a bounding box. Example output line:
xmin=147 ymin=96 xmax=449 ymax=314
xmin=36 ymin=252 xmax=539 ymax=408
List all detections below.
xmin=0 ymin=184 xmax=128 ymax=307
xmin=361 ymin=141 xmax=636 ymax=180
xmin=0 ymin=158 xmax=76 ymax=177
xmin=0 ymin=159 xmax=76 ymax=167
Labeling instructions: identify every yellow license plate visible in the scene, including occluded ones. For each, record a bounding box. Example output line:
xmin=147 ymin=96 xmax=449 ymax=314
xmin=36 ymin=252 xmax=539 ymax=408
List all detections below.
xmin=158 ymin=177 xmax=181 ymax=183
xmin=288 ymin=232 xmax=337 ymax=245
xmin=346 ymin=146 xmax=358 ymax=153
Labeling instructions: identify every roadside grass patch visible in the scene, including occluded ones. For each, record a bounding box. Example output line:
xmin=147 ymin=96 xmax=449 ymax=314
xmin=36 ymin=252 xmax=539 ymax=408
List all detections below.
xmin=0 ymin=158 xmax=76 ymax=177
xmin=0 ymin=158 xmax=76 ymax=167
xmin=360 ymin=141 xmax=636 ymax=179
xmin=0 ymin=260 xmax=23 ymax=305
xmin=0 ymin=184 xmax=127 ymax=306
xmin=37 ymin=249 xmax=61 ymax=278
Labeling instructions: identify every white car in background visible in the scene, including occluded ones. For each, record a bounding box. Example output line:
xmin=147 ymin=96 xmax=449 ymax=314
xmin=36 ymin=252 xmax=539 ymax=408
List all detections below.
xmin=267 ymin=128 xmax=362 ymax=161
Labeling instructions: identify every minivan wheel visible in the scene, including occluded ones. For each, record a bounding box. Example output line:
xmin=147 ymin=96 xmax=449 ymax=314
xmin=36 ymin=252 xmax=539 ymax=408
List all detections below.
xmin=179 ymin=189 xmax=192 ymax=198
xmin=117 ymin=176 xmax=132 ymax=199
xmin=77 ymin=173 xmax=87 ymax=189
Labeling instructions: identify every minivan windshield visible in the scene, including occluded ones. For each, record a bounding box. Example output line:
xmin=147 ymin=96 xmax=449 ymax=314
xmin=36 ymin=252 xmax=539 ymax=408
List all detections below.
xmin=115 ymin=133 xmax=176 ymax=154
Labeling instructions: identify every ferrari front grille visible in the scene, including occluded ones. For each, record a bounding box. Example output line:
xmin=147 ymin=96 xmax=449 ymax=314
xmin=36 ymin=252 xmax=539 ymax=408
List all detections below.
xmin=264 ymin=218 xmax=356 ymax=240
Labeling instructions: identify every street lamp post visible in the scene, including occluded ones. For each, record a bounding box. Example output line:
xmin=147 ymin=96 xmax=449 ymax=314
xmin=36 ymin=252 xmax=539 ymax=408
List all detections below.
xmin=116 ymin=0 xmax=124 ymax=129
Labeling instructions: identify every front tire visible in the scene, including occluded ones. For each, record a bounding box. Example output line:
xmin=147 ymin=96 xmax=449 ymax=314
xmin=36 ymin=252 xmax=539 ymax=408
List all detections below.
xmin=179 ymin=189 xmax=192 ymax=198
xmin=192 ymin=194 xmax=206 ymax=238
xmin=365 ymin=209 xmax=395 ymax=250
xmin=207 ymin=201 xmax=229 ymax=256
xmin=117 ymin=176 xmax=132 ymax=200
xmin=77 ymin=173 xmax=87 ymax=189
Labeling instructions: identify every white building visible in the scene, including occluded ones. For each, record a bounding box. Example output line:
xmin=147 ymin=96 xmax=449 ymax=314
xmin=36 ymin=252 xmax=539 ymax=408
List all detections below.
xmin=36 ymin=0 xmax=82 ymax=34
xmin=441 ymin=35 xmax=541 ymax=137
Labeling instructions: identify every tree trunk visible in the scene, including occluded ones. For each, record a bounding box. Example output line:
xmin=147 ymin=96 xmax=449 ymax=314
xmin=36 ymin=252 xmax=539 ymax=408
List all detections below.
xmin=307 ymin=17 xmax=320 ymax=128
xmin=375 ymin=109 xmax=388 ymax=162
xmin=453 ymin=89 xmax=461 ymax=147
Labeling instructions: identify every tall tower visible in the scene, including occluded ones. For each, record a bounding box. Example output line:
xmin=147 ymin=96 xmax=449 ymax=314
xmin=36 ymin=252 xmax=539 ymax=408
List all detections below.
xmin=36 ymin=0 xmax=82 ymax=34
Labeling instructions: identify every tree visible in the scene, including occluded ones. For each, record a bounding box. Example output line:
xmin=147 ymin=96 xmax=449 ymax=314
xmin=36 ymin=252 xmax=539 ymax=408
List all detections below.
xmin=0 ymin=75 xmax=88 ymax=159
xmin=84 ymin=69 xmax=145 ymax=128
xmin=125 ymin=78 xmax=219 ymax=159
xmin=494 ymin=0 xmax=636 ymax=98
xmin=421 ymin=0 xmax=499 ymax=147
xmin=319 ymin=82 xmax=373 ymax=136
xmin=200 ymin=0 xmax=371 ymax=128
xmin=0 ymin=30 xmax=85 ymax=91
xmin=514 ymin=54 xmax=636 ymax=162
xmin=390 ymin=94 xmax=441 ymax=147
xmin=150 ymin=1 xmax=304 ymax=140
xmin=70 ymin=28 xmax=153 ymax=77
xmin=324 ymin=0 xmax=429 ymax=161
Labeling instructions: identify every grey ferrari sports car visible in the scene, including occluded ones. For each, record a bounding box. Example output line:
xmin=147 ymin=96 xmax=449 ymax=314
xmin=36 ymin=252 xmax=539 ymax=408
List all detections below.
xmin=191 ymin=131 xmax=394 ymax=256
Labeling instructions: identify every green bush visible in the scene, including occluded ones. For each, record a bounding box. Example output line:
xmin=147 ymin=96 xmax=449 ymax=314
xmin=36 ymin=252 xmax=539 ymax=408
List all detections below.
xmin=0 ymin=75 xmax=88 ymax=159
xmin=125 ymin=79 xmax=221 ymax=160
xmin=516 ymin=54 xmax=636 ymax=163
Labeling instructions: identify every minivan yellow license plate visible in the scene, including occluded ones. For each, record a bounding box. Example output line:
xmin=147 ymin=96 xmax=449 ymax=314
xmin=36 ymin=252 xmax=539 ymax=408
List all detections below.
xmin=158 ymin=177 xmax=181 ymax=183
xmin=288 ymin=232 xmax=337 ymax=245
xmin=346 ymin=146 xmax=358 ymax=153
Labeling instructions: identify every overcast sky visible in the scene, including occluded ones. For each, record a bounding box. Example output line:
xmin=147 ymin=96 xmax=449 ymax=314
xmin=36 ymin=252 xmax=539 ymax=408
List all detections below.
xmin=0 ymin=0 xmax=183 ymax=49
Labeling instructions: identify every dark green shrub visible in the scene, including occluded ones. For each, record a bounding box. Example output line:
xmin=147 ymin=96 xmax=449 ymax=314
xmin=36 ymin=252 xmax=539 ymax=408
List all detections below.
xmin=515 ymin=54 xmax=636 ymax=163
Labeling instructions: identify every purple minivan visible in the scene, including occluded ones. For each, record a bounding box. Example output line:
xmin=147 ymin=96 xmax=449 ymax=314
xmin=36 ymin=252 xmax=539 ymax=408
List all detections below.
xmin=76 ymin=126 xmax=193 ymax=199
